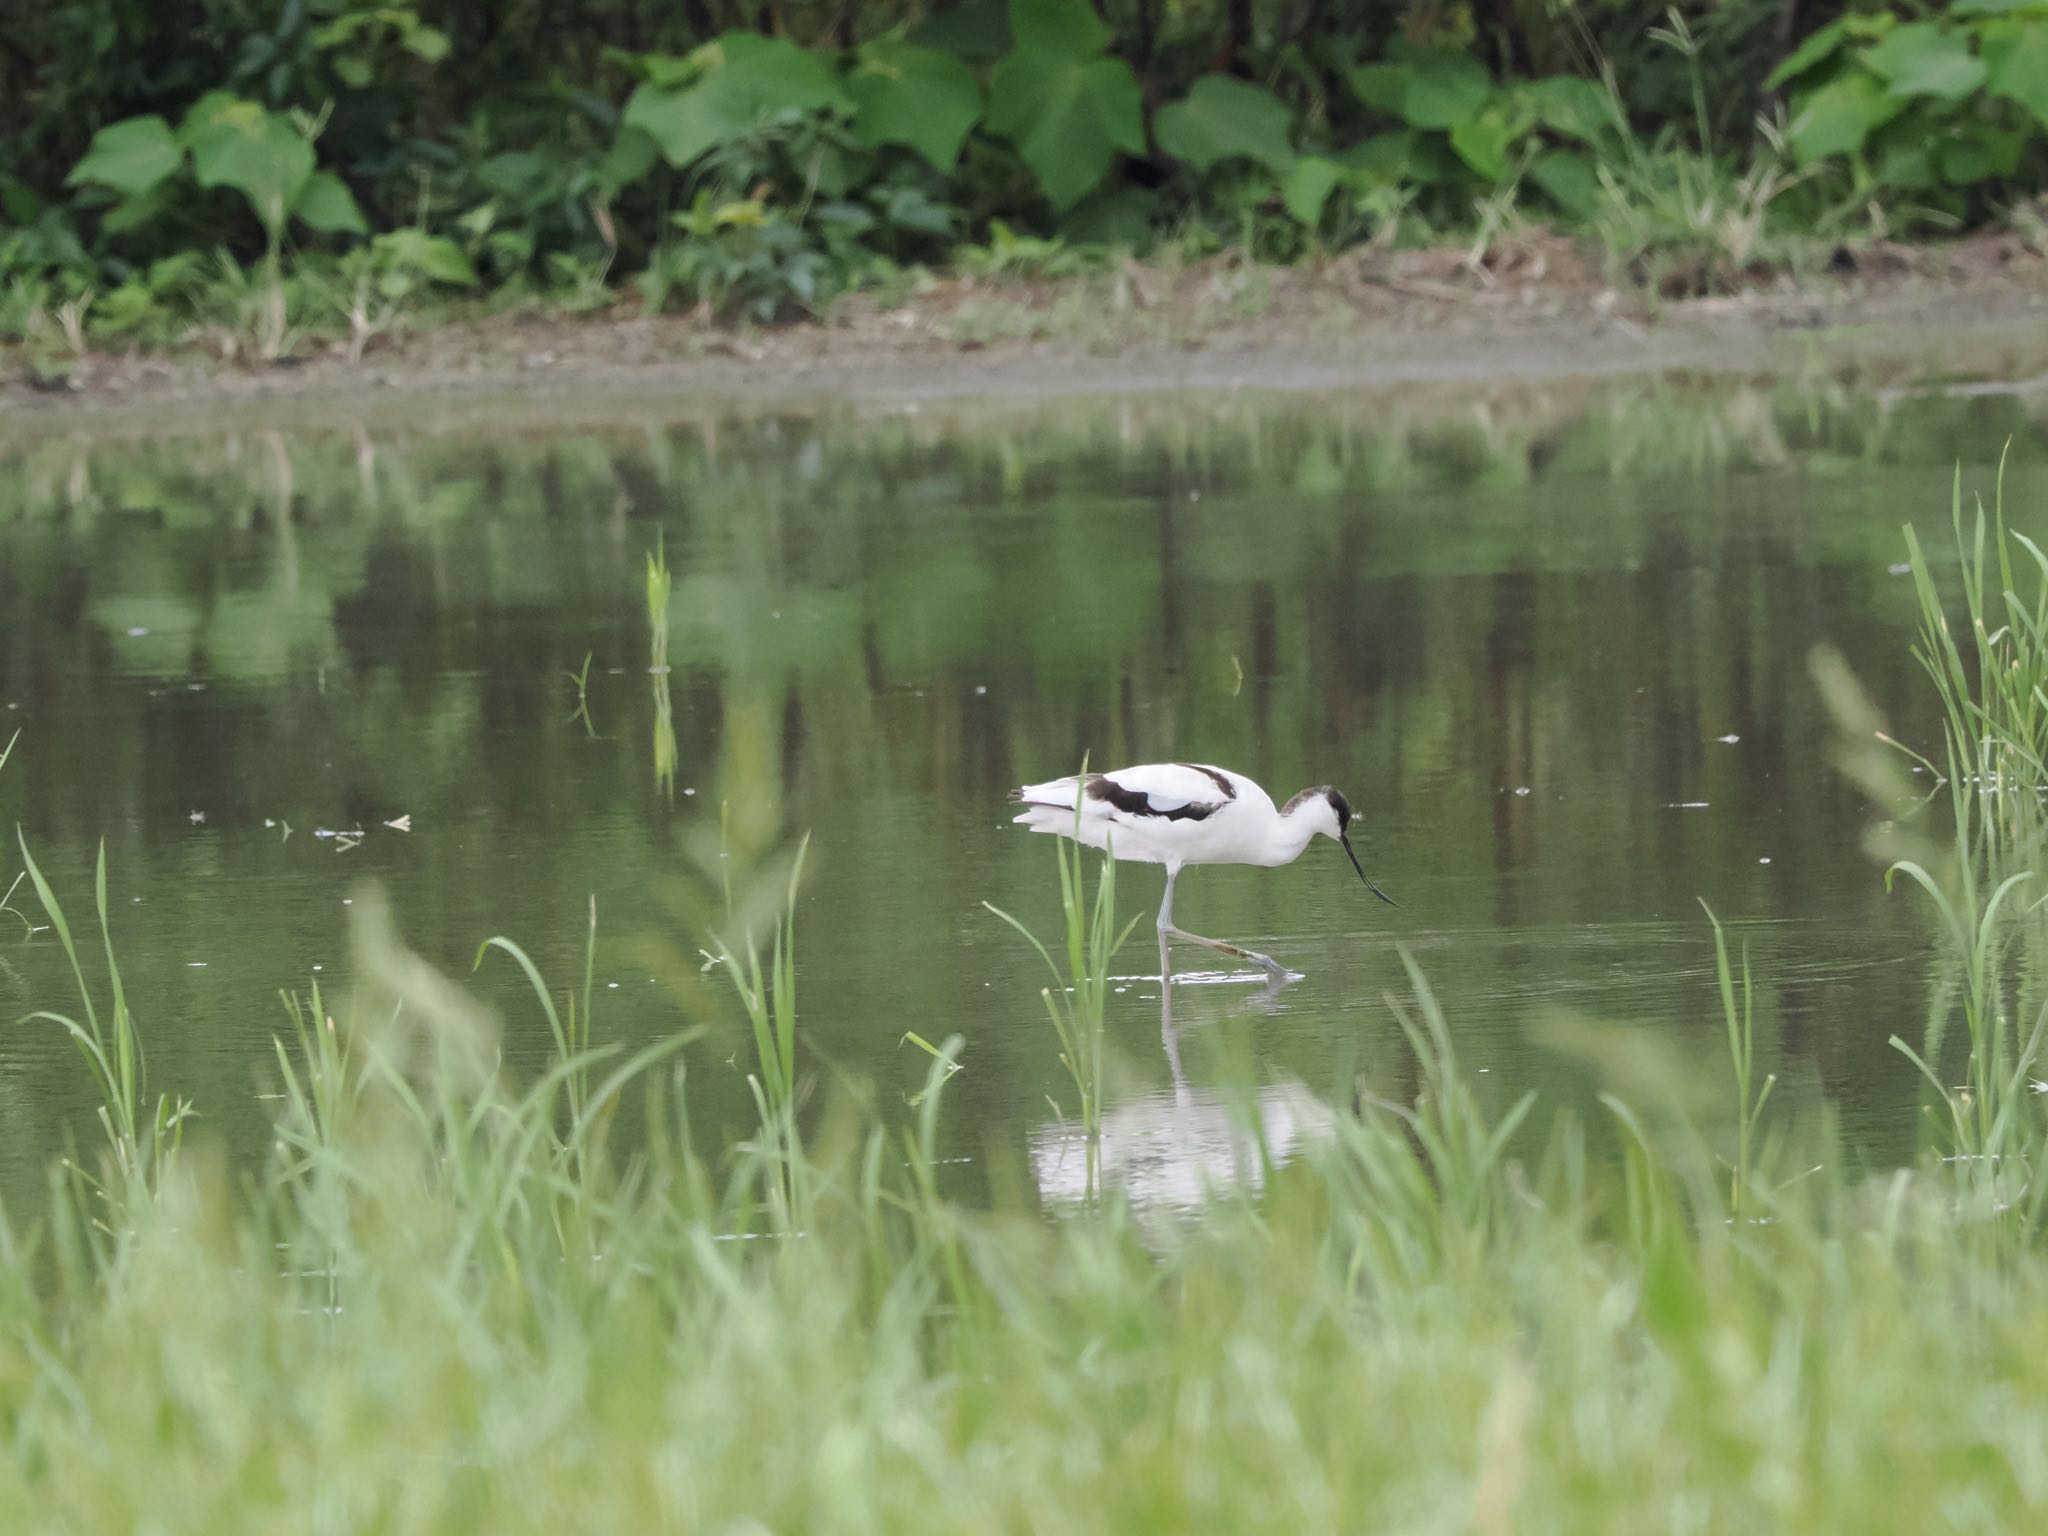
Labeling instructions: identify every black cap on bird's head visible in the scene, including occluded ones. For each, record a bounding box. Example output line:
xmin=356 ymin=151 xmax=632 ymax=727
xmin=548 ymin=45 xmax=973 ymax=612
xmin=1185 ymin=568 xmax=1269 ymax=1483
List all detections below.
xmin=1323 ymin=787 xmax=1398 ymax=908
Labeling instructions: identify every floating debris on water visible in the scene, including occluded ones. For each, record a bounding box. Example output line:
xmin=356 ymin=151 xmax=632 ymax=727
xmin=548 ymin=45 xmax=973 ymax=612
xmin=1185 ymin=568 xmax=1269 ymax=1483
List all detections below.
xmin=1514 ymin=786 xmax=1531 ymax=797
xmin=384 ymin=814 xmax=412 ymax=832
xmin=1716 ymin=733 xmax=1740 ymax=744
xmin=1759 ymin=857 xmax=1773 ymax=865
xmin=188 ymin=810 xmax=206 ymax=824
xmin=1667 ymin=801 xmax=1710 ymax=809
xmin=126 ymin=626 xmax=148 ymax=637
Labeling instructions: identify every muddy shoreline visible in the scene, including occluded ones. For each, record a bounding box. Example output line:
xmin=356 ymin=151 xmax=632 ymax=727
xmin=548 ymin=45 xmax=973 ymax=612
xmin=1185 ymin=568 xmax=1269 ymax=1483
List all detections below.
xmin=9 ymin=238 xmax=2048 ymax=444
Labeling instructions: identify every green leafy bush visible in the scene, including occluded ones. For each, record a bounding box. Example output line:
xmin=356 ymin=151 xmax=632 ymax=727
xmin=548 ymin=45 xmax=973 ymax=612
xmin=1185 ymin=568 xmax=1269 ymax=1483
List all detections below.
xmin=1769 ymin=4 xmax=2048 ymax=224
xmin=9 ymin=2 xmax=2048 ymax=343
xmin=67 ymin=95 xmax=365 ymax=246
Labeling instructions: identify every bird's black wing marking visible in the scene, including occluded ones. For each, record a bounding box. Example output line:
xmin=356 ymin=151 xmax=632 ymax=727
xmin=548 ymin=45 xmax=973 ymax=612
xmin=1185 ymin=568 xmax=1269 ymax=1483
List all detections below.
xmin=1177 ymin=763 xmax=1238 ymax=800
xmin=1085 ymin=774 xmax=1222 ymax=822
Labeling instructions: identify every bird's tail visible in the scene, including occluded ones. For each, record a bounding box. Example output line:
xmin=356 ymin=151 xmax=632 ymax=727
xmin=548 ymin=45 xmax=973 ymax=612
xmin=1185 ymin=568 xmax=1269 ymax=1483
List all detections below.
xmin=1010 ymin=776 xmax=1083 ymax=832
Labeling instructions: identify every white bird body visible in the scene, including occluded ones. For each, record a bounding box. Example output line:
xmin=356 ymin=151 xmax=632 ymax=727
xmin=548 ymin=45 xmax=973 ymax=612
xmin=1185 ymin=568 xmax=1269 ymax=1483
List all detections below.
xmin=1011 ymin=762 xmax=1328 ymax=869
xmin=1009 ymin=761 xmax=1395 ymax=980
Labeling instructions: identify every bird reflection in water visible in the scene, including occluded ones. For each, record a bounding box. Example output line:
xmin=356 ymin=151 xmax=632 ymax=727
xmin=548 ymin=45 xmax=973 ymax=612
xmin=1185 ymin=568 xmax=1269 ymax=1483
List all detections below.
xmin=1029 ymin=951 xmax=1336 ymax=1217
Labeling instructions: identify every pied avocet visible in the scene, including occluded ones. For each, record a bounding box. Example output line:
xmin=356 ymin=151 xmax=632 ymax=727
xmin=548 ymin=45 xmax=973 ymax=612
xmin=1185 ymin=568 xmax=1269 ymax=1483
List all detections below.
xmin=1009 ymin=761 xmax=1396 ymax=980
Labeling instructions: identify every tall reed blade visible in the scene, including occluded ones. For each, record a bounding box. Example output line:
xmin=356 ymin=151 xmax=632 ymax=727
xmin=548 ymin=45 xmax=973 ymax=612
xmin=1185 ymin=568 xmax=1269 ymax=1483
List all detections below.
xmin=15 ymin=835 xmax=185 ymax=1191
xmin=986 ymin=774 xmax=1142 ymax=1195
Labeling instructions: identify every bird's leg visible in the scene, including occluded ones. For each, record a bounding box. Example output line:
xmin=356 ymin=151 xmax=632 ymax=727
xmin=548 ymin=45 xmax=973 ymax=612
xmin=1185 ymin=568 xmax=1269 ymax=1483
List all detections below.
xmin=1156 ymin=864 xmax=1302 ymax=982
xmin=1156 ymin=864 xmax=1179 ymax=984
xmin=1163 ymin=926 xmax=1300 ymax=982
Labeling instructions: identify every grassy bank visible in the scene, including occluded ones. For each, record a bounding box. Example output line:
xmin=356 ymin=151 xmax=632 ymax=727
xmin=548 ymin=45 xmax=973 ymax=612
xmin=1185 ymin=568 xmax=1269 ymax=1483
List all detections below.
xmin=0 ymin=483 xmax=2047 ymax=1529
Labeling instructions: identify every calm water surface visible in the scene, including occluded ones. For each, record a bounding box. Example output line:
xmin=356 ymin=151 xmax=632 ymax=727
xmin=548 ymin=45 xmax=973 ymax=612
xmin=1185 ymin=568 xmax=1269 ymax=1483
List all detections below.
xmin=1 ymin=376 xmax=2040 ymax=1212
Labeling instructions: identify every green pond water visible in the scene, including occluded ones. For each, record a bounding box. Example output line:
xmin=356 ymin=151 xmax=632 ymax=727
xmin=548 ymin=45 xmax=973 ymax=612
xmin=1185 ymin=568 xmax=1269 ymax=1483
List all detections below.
xmin=0 ymin=374 xmax=2039 ymax=1213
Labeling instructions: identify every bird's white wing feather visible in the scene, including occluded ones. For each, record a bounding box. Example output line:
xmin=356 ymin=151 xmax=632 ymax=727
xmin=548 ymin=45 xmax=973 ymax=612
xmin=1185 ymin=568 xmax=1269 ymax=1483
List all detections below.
xmin=1009 ymin=761 xmax=1261 ymax=863
xmin=1097 ymin=762 xmax=1243 ymax=814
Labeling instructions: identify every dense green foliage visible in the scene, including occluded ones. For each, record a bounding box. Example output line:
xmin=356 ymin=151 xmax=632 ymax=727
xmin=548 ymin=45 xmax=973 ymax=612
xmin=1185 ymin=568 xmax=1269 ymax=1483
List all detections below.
xmin=5 ymin=2 xmax=2048 ymax=351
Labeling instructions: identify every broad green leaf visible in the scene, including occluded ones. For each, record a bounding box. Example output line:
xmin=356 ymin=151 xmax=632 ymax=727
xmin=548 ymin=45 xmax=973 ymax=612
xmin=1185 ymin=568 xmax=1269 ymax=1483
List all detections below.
xmin=293 ymin=171 xmax=367 ymax=234
xmin=67 ymin=116 xmax=182 ymax=197
xmin=876 ymin=183 xmax=954 ymax=236
xmin=417 ymin=237 xmax=479 ymax=286
xmin=612 ymin=50 xmax=700 ymax=89
xmin=1787 ymin=71 xmax=1896 ymax=163
xmin=1874 ymin=136 xmax=1937 ymax=189
xmin=1765 ymin=17 xmax=1853 ymax=89
xmin=597 ymin=126 xmax=660 ymax=191
xmin=1350 ymin=49 xmax=1492 ymax=130
xmin=1008 ymin=0 xmax=1108 ymax=58
xmin=102 ymin=185 xmax=173 ymax=235
xmin=710 ymin=32 xmax=852 ymax=113
xmin=177 ymin=90 xmax=244 ymax=144
xmin=1527 ymin=149 xmax=1598 ymax=217
xmin=1987 ymin=21 xmax=2048 ymax=127
xmin=475 ymin=152 xmax=555 ymax=200
xmin=622 ymin=32 xmax=852 ymax=168
xmin=185 ymin=101 xmax=315 ymax=235
xmin=1953 ymin=0 xmax=2048 ymax=14
xmin=1348 ymin=64 xmax=1405 ymax=116
xmin=376 ymin=229 xmax=478 ymax=286
xmin=407 ymin=23 xmax=451 ymax=61
xmin=313 ymin=9 xmax=451 ymax=61
xmin=622 ymin=82 xmax=747 ymax=166
xmin=1449 ymin=104 xmax=1515 ymax=181
xmin=1939 ymin=135 xmax=1999 ymax=185
xmin=986 ymin=47 xmax=1144 ymax=210
xmin=1154 ymin=76 xmax=1295 ymax=173
xmin=1517 ymin=75 xmax=1618 ymax=142
xmin=1941 ymin=124 xmax=2024 ymax=183
xmin=1867 ymin=24 xmax=1988 ymax=101
xmin=1282 ymin=156 xmax=1343 ymax=226
xmin=1339 ymin=130 xmax=1418 ymax=184
xmin=847 ymin=40 xmax=982 ymax=169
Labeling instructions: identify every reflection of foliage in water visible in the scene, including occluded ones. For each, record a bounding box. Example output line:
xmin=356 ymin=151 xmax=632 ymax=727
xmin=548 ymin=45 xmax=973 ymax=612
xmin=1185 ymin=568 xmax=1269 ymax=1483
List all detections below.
xmin=647 ymin=532 xmax=676 ymax=801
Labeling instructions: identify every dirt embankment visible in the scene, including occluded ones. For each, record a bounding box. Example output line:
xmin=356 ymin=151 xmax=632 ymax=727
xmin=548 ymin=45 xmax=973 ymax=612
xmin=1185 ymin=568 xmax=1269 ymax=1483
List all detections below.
xmin=8 ymin=229 xmax=2048 ymax=440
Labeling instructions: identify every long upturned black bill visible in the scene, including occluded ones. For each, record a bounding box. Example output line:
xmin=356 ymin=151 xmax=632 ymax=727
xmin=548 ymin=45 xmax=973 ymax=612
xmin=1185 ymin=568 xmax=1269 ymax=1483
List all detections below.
xmin=1340 ymin=834 xmax=1400 ymax=907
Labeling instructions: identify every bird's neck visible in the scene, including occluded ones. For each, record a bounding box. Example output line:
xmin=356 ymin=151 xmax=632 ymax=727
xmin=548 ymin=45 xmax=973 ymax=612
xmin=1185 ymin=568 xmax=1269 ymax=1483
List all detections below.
xmin=1259 ymin=810 xmax=1320 ymax=867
